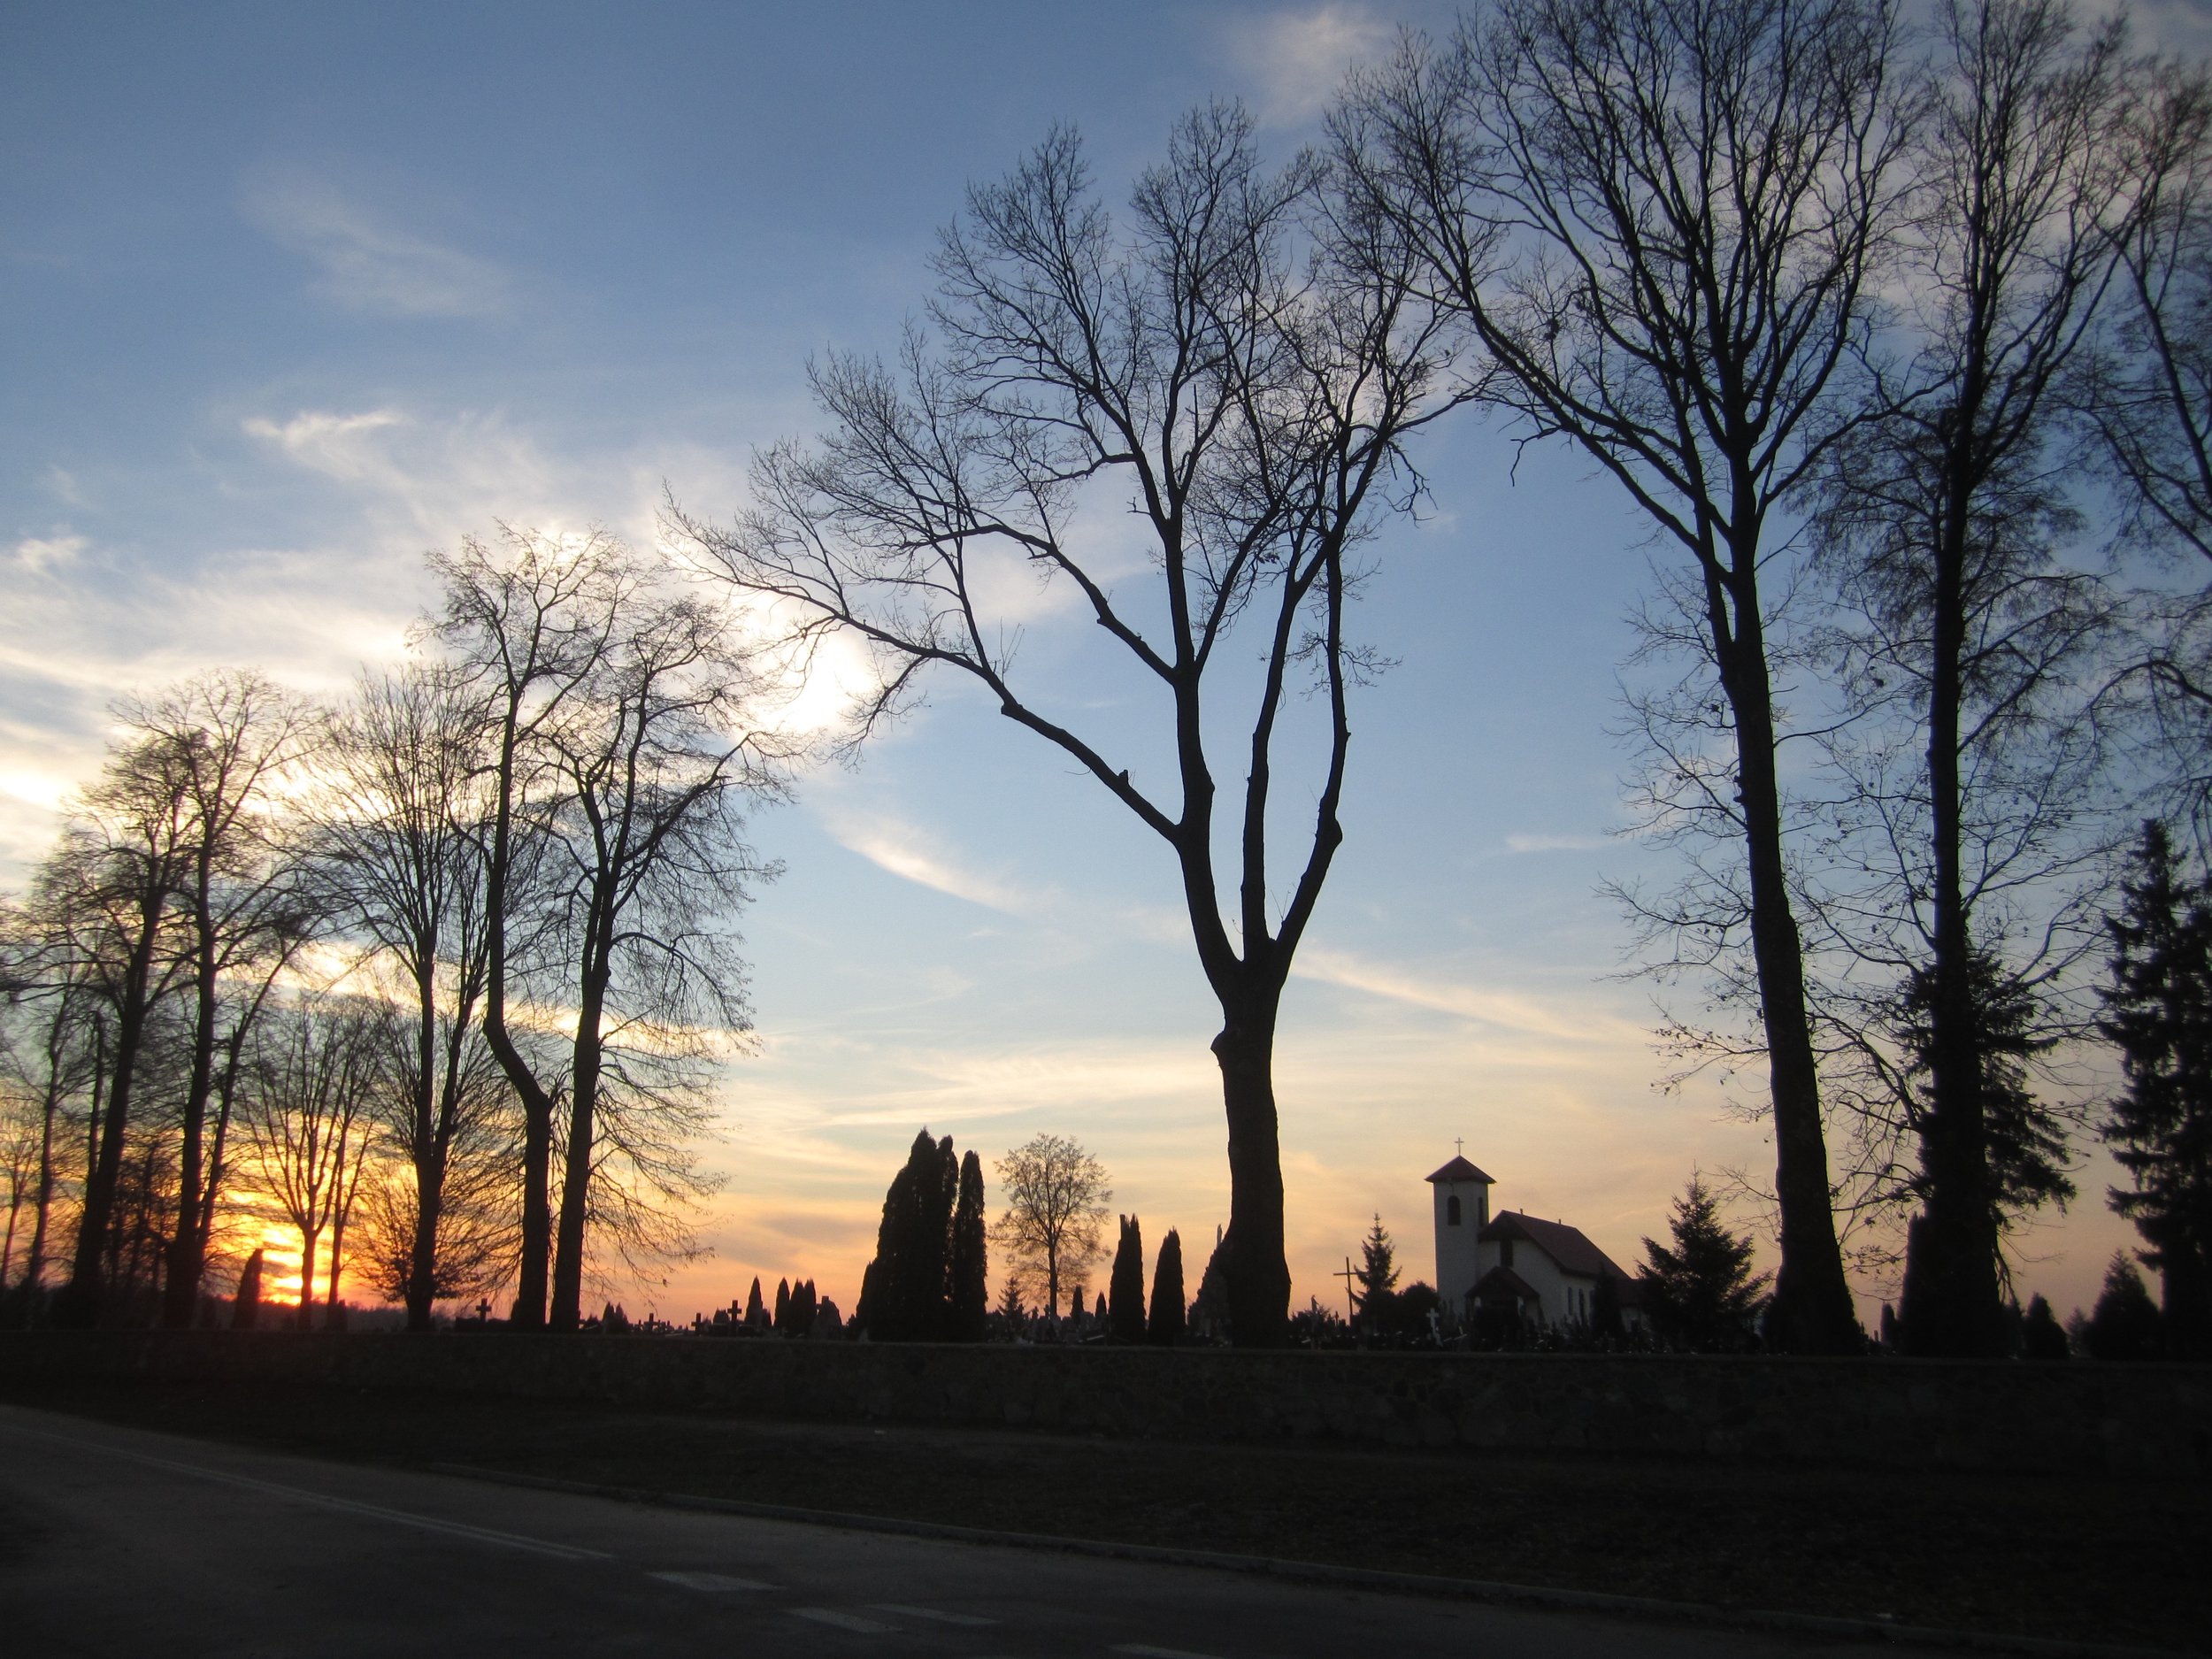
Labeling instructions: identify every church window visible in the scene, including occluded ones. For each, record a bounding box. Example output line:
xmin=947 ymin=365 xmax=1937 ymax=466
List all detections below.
xmin=1447 ymin=1195 xmax=1462 ymax=1225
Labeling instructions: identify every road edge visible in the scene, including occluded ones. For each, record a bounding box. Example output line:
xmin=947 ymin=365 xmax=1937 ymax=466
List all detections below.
xmin=426 ymin=1461 xmax=2185 ymax=1659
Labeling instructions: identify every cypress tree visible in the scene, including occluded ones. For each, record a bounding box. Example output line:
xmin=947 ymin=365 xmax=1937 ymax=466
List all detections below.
xmin=773 ymin=1277 xmax=791 ymax=1333
xmin=1110 ymin=1215 xmax=1146 ymax=1341
xmin=1094 ymin=1291 xmax=1107 ymax=1325
xmin=231 ymin=1248 xmax=264 ymax=1331
xmin=1190 ymin=1225 xmax=1230 ymax=1340
xmin=793 ymin=1279 xmax=818 ymax=1336
xmin=744 ymin=1275 xmax=767 ymax=1330
xmin=950 ymin=1149 xmax=988 ymax=1342
xmin=1148 ymin=1227 xmax=1186 ymax=1345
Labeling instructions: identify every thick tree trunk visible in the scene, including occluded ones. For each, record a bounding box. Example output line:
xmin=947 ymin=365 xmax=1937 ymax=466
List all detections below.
xmin=1210 ymin=986 xmax=1290 ymax=1348
xmin=295 ymin=1227 xmax=320 ymax=1330
xmin=1720 ymin=599 xmax=1862 ymax=1355
xmin=163 ymin=881 xmax=222 ymax=1330
xmin=549 ymin=972 xmax=608 ymax=1333
xmin=404 ymin=968 xmax=445 ymax=1332
xmin=1901 ymin=456 xmax=2005 ymax=1358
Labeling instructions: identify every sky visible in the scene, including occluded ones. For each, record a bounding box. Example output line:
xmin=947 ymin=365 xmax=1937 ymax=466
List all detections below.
xmin=5 ymin=0 xmax=2194 ymax=1325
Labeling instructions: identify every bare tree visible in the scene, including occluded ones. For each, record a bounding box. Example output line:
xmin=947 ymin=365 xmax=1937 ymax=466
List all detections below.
xmin=1811 ymin=0 xmax=2130 ymax=1355
xmin=434 ymin=529 xmax=780 ymax=1330
xmin=431 ymin=526 xmax=632 ymax=1328
xmin=312 ymin=663 xmax=507 ymax=1328
xmin=0 ymin=922 xmax=102 ymax=1322
xmin=990 ymin=1132 xmax=1110 ymax=1317
xmin=1337 ymin=0 xmax=1912 ymax=1349
xmin=2082 ymin=56 xmax=2212 ymax=826
xmin=43 ymin=725 xmax=201 ymax=1326
xmin=239 ymin=997 xmax=382 ymax=1329
xmin=678 ymin=104 xmax=1469 ymax=1343
xmin=128 ymin=672 xmax=320 ymax=1328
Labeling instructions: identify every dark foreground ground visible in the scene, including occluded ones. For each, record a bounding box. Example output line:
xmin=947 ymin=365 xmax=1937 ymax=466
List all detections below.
xmin=3 ymin=1375 xmax=2205 ymax=1653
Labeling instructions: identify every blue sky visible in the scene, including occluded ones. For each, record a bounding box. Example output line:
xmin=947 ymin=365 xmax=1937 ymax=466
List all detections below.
xmin=6 ymin=0 xmax=2176 ymax=1322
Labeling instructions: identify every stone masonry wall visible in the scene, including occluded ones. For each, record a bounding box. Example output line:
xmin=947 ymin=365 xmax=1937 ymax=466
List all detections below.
xmin=1 ymin=1332 xmax=2204 ymax=1480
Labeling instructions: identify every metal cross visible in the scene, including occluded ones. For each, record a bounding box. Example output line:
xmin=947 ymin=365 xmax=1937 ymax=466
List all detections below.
xmin=1455 ymin=1136 xmax=1464 ymax=1156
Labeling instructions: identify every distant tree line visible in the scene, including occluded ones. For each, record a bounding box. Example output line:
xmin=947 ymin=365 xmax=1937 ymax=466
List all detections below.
xmin=0 ymin=528 xmax=788 ymax=1332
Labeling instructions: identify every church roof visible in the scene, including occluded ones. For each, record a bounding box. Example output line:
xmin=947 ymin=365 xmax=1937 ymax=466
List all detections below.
xmin=1425 ymin=1155 xmax=1495 ymax=1185
xmin=1479 ymin=1210 xmax=1635 ymax=1282
xmin=1471 ymin=1265 xmax=1540 ymax=1302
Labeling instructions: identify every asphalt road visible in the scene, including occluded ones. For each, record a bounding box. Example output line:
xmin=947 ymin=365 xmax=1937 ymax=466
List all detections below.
xmin=0 ymin=1402 xmax=1949 ymax=1658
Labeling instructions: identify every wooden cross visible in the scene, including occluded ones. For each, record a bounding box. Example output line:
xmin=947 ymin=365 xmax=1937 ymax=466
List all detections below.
xmin=1333 ymin=1256 xmax=1358 ymax=1321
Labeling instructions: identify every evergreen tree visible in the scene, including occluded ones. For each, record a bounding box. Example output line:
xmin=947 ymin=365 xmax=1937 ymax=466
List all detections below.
xmin=949 ymin=1149 xmax=988 ymax=1342
xmin=1094 ymin=1291 xmax=1107 ymax=1324
xmin=2084 ymin=1253 xmax=2166 ymax=1360
xmin=2022 ymin=1294 xmax=2070 ymax=1360
xmin=792 ymin=1279 xmax=818 ymax=1336
xmin=2099 ymin=822 xmax=2212 ymax=1359
xmin=1638 ymin=1177 xmax=1772 ymax=1351
xmin=773 ymin=1276 xmax=791 ymax=1333
xmin=1148 ymin=1227 xmax=1186 ymax=1346
xmin=231 ymin=1248 xmax=264 ymax=1331
xmin=744 ymin=1275 xmax=767 ymax=1330
xmin=1352 ymin=1215 xmax=1399 ymax=1335
xmin=1109 ymin=1215 xmax=1146 ymax=1342
xmin=1189 ymin=1225 xmax=1230 ymax=1340
xmin=856 ymin=1128 xmax=958 ymax=1340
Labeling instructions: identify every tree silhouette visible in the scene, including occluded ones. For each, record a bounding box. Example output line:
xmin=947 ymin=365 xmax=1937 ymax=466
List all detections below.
xmin=2100 ymin=821 xmax=2212 ymax=1356
xmin=1109 ymin=1215 xmax=1146 ymax=1343
xmin=1148 ymin=1227 xmax=1186 ymax=1346
xmin=1353 ymin=1214 xmax=1399 ymax=1336
xmin=949 ymin=1149 xmax=988 ymax=1343
xmin=1639 ymin=1178 xmax=1772 ymax=1351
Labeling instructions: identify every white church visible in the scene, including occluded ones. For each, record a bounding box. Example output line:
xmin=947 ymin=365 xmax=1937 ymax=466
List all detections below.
xmin=1427 ymin=1151 xmax=1646 ymax=1333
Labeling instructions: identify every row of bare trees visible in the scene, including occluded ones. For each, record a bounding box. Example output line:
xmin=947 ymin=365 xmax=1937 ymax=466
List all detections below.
xmin=0 ymin=530 xmax=785 ymax=1332
xmin=682 ymin=0 xmax=2208 ymax=1352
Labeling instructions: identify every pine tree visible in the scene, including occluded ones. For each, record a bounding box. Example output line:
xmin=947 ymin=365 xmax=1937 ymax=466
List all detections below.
xmin=1109 ymin=1215 xmax=1146 ymax=1341
xmin=1353 ymin=1215 xmax=1399 ymax=1336
xmin=2099 ymin=822 xmax=2212 ymax=1359
xmin=2084 ymin=1252 xmax=2166 ymax=1360
xmin=949 ymin=1149 xmax=988 ymax=1342
xmin=2022 ymin=1294 xmax=2070 ymax=1360
xmin=1638 ymin=1177 xmax=1772 ymax=1351
xmin=1148 ymin=1227 xmax=1186 ymax=1346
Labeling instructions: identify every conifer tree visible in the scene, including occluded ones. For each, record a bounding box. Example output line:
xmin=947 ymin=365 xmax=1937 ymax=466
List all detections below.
xmin=1353 ymin=1215 xmax=1399 ymax=1335
xmin=1638 ymin=1177 xmax=1772 ymax=1351
xmin=856 ymin=1127 xmax=959 ymax=1340
xmin=1109 ymin=1215 xmax=1146 ymax=1342
xmin=792 ymin=1279 xmax=817 ymax=1336
xmin=1148 ymin=1227 xmax=1186 ymax=1346
xmin=231 ymin=1248 xmax=265 ymax=1330
xmin=949 ymin=1148 xmax=988 ymax=1342
xmin=2084 ymin=1252 xmax=2166 ymax=1360
xmin=2099 ymin=822 xmax=2212 ymax=1358
xmin=773 ymin=1277 xmax=790 ymax=1333
xmin=744 ymin=1275 xmax=766 ymax=1330
xmin=1094 ymin=1291 xmax=1107 ymax=1325
xmin=2023 ymin=1294 xmax=2070 ymax=1360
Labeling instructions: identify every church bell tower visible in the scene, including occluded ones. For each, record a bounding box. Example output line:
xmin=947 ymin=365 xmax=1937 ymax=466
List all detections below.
xmin=1426 ymin=1146 xmax=1494 ymax=1317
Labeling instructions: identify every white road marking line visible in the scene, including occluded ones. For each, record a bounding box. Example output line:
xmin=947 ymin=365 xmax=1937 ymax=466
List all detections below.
xmin=1110 ymin=1647 xmax=1225 ymax=1659
xmin=793 ymin=1608 xmax=900 ymax=1633
xmin=870 ymin=1602 xmax=997 ymax=1625
xmin=652 ymin=1570 xmax=776 ymax=1592
xmin=0 ymin=1423 xmax=609 ymax=1561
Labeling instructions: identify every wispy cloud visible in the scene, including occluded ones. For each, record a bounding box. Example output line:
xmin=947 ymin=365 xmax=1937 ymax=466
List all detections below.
xmin=1502 ymin=831 xmax=1609 ymax=854
xmin=823 ymin=807 xmax=1040 ymax=913
xmin=241 ymin=170 xmax=511 ymax=318
xmin=1292 ymin=945 xmax=1646 ymax=1045
xmin=1218 ymin=4 xmax=1394 ymax=127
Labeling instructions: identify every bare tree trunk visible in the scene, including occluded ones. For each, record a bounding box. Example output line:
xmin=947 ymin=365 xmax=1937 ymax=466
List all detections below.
xmin=548 ymin=960 xmax=609 ymax=1333
xmin=1211 ymin=987 xmax=1289 ymax=1346
xmin=55 ymin=911 xmax=157 ymax=1328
